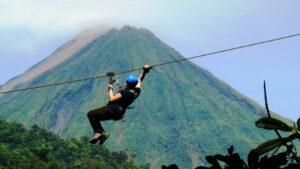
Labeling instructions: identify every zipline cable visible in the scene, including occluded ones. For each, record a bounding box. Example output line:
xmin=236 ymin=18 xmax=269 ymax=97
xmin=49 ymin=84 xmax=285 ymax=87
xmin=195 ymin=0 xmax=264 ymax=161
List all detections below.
xmin=0 ymin=33 xmax=300 ymax=95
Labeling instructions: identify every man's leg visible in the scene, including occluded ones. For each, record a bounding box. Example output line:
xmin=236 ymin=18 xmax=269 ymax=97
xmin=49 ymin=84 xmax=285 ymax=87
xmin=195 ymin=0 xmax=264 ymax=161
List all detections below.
xmin=87 ymin=106 xmax=114 ymax=144
xmin=87 ymin=107 xmax=105 ymax=134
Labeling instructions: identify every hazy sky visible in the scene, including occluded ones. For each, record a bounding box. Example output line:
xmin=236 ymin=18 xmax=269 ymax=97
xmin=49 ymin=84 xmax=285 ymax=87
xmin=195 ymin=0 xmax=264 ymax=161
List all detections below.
xmin=0 ymin=0 xmax=299 ymax=121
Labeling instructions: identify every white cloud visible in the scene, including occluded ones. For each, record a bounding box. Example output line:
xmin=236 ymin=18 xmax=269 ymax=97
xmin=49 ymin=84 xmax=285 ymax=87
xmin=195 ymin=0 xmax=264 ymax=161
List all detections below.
xmin=0 ymin=0 xmax=166 ymax=31
xmin=0 ymin=0 xmax=177 ymax=55
xmin=1 ymin=1 xmax=103 ymax=29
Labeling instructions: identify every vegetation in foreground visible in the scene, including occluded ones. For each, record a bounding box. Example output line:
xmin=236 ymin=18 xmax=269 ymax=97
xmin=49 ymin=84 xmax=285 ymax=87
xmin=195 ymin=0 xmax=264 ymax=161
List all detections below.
xmin=162 ymin=116 xmax=300 ymax=169
xmin=1 ymin=107 xmax=299 ymax=169
xmin=0 ymin=117 xmax=149 ymax=169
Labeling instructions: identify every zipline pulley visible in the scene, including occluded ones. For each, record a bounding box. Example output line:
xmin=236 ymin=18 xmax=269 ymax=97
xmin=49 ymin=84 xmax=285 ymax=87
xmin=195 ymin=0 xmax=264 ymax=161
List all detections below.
xmin=106 ymin=71 xmax=115 ymax=84
xmin=106 ymin=71 xmax=123 ymax=91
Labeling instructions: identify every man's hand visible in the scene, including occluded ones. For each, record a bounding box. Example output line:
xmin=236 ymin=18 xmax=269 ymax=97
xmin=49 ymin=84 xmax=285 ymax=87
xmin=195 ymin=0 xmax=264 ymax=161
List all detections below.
xmin=143 ymin=64 xmax=151 ymax=73
xmin=136 ymin=64 xmax=151 ymax=89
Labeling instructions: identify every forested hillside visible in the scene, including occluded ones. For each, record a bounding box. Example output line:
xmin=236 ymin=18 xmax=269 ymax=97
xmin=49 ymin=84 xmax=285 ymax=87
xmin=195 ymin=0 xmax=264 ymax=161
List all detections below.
xmin=0 ymin=117 xmax=149 ymax=169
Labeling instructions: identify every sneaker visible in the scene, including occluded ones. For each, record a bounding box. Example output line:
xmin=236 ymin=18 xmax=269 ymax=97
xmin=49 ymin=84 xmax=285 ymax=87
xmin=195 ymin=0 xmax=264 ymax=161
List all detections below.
xmin=89 ymin=133 xmax=101 ymax=144
xmin=99 ymin=132 xmax=110 ymax=145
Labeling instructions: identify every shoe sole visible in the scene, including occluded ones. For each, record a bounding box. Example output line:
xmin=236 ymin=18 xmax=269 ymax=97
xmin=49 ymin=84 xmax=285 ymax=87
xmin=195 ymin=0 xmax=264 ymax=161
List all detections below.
xmin=99 ymin=134 xmax=110 ymax=145
xmin=89 ymin=135 xmax=101 ymax=144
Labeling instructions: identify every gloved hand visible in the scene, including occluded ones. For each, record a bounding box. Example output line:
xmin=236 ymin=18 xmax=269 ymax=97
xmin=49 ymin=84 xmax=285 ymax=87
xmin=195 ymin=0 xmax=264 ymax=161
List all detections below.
xmin=143 ymin=64 xmax=151 ymax=73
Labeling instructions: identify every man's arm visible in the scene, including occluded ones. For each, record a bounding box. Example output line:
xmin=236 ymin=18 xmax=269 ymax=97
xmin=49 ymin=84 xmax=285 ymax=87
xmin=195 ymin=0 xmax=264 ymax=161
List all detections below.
xmin=108 ymin=84 xmax=122 ymax=102
xmin=136 ymin=64 xmax=151 ymax=88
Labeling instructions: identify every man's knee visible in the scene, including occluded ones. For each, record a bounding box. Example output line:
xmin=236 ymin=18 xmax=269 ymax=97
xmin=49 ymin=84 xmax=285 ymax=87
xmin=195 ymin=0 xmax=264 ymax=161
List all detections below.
xmin=87 ymin=110 xmax=94 ymax=118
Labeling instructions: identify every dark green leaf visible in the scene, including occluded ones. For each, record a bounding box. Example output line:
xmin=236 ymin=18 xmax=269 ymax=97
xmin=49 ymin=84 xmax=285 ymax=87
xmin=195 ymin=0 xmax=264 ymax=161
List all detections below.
xmin=248 ymin=150 xmax=259 ymax=169
xmin=228 ymin=145 xmax=234 ymax=155
xmin=255 ymin=133 xmax=298 ymax=155
xmin=255 ymin=117 xmax=292 ymax=132
xmin=205 ymin=155 xmax=221 ymax=168
xmin=297 ymin=117 xmax=300 ymax=130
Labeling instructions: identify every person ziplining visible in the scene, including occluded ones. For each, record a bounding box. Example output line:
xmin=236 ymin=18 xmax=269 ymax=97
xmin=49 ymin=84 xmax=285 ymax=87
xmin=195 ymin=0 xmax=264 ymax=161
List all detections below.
xmin=87 ymin=64 xmax=151 ymax=145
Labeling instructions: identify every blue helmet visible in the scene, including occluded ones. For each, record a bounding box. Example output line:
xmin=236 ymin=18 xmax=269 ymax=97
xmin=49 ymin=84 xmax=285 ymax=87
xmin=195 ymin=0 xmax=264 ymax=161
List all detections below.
xmin=125 ymin=74 xmax=138 ymax=85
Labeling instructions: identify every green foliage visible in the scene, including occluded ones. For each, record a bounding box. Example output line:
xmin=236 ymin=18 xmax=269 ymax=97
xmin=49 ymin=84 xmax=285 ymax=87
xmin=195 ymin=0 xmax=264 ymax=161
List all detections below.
xmin=297 ymin=118 xmax=300 ymax=131
xmin=0 ymin=118 xmax=149 ymax=169
xmin=252 ymin=134 xmax=298 ymax=156
xmin=194 ymin=145 xmax=300 ymax=169
xmin=163 ymin=116 xmax=300 ymax=169
xmin=255 ymin=117 xmax=293 ymax=132
xmin=249 ymin=116 xmax=300 ymax=168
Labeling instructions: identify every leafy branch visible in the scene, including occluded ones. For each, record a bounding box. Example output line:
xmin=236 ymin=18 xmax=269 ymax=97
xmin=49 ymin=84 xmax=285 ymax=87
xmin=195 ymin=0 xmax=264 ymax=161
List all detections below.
xmin=162 ymin=82 xmax=300 ymax=169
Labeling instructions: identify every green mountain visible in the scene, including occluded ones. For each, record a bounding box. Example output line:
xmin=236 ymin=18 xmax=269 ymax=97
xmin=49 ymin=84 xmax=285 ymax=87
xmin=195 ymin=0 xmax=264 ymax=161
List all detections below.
xmin=0 ymin=117 xmax=148 ymax=169
xmin=0 ymin=26 xmax=276 ymax=168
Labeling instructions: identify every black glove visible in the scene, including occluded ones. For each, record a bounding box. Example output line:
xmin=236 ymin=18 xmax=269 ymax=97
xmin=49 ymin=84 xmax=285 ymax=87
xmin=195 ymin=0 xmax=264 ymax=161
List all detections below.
xmin=143 ymin=65 xmax=152 ymax=74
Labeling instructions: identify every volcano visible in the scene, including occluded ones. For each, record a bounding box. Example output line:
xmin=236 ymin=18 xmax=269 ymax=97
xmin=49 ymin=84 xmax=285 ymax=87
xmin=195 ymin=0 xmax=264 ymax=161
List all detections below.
xmin=0 ymin=26 xmax=275 ymax=168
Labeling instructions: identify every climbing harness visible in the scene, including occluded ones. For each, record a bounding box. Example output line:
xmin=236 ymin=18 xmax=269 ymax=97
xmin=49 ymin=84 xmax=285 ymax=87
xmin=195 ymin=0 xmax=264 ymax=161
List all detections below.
xmin=106 ymin=71 xmax=135 ymax=122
